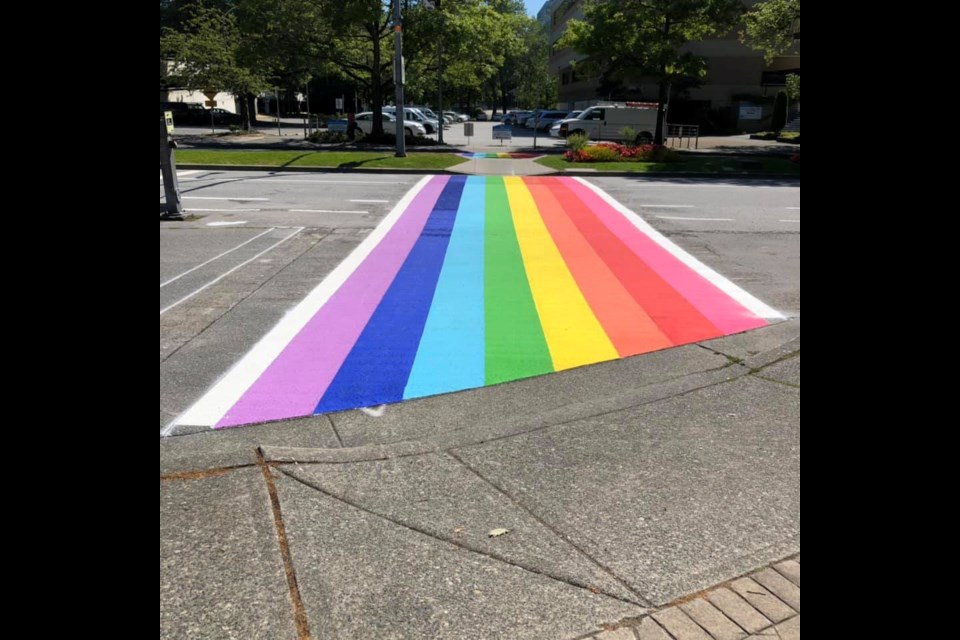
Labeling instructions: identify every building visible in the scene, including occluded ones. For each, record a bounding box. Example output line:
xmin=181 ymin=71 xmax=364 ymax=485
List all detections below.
xmin=538 ymin=0 xmax=800 ymax=132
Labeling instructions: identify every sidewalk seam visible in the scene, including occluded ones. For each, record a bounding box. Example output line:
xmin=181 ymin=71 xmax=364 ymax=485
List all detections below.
xmin=446 ymin=450 xmax=651 ymax=608
xmin=160 ymin=464 xmax=254 ymax=481
xmin=257 ymin=451 xmax=312 ymax=640
xmin=273 ymin=463 xmax=647 ymax=608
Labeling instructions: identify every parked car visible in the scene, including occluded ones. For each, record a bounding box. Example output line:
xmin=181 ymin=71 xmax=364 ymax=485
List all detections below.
xmin=526 ymin=110 xmax=571 ymax=132
xmin=160 ymin=101 xmax=208 ymax=126
xmin=474 ymin=110 xmax=489 ymax=121
xmin=548 ymin=111 xmax=584 ymax=137
xmin=444 ymin=111 xmax=469 ymax=123
xmin=354 ymin=112 xmax=426 ymax=137
xmin=207 ymin=108 xmax=242 ymax=125
xmin=384 ymin=107 xmax=440 ymax=134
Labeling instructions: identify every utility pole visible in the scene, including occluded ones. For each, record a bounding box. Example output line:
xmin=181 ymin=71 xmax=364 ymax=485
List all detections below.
xmin=437 ymin=0 xmax=443 ymax=144
xmin=393 ymin=0 xmax=406 ymax=157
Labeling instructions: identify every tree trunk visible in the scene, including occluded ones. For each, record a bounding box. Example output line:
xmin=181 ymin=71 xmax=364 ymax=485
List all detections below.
xmin=655 ymin=74 xmax=669 ymax=145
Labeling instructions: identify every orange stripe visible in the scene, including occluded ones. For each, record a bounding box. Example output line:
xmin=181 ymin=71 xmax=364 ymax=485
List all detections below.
xmin=525 ymin=178 xmax=674 ymax=356
xmin=544 ymin=179 xmax=723 ymax=345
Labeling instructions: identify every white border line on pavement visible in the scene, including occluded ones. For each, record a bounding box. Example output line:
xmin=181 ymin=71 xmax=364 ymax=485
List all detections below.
xmin=656 ymin=216 xmax=733 ymax=222
xmin=290 ymin=209 xmax=370 ymax=214
xmin=183 ymin=196 xmax=270 ymax=201
xmin=160 ymin=227 xmax=304 ymax=317
xmin=573 ymin=177 xmax=785 ymax=320
xmin=166 ymin=175 xmax=434 ymax=434
xmin=161 ymin=227 xmax=276 ymax=288
xmin=189 ymin=208 xmax=262 ymax=212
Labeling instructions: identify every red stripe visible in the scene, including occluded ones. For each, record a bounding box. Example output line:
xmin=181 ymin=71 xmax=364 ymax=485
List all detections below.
xmin=546 ymin=180 xmax=724 ymax=344
xmin=525 ymin=178 xmax=674 ymax=355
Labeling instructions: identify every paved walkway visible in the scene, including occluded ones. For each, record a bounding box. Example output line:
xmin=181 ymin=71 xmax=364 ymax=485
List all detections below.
xmin=161 ymin=319 xmax=800 ymax=639
xmin=590 ymin=557 xmax=799 ymax=640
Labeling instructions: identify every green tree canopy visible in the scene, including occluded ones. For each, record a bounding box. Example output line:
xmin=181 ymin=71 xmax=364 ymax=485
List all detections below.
xmin=741 ymin=0 xmax=801 ymax=63
xmin=560 ymin=0 xmax=743 ymax=144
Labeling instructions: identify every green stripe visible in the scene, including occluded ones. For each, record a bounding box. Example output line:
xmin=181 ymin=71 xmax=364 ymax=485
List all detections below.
xmin=484 ymin=177 xmax=554 ymax=384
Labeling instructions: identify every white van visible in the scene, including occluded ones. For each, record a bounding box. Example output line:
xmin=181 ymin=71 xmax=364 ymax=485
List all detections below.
xmin=558 ymin=102 xmax=659 ymax=144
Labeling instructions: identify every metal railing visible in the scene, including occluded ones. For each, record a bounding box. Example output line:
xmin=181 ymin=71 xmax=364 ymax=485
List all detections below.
xmin=666 ymin=124 xmax=700 ymax=149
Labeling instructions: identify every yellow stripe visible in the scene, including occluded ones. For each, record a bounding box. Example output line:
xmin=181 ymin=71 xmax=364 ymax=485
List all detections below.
xmin=504 ymin=177 xmax=618 ymax=370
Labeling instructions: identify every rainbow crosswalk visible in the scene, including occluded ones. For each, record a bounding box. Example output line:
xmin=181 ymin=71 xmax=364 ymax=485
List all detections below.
xmin=176 ymin=176 xmax=782 ymax=429
xmin=459 ymin=152 xmax=541 ymax=159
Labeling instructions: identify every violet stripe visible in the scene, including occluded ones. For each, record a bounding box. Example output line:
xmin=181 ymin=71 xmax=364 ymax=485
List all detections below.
xmin=562 ymin=178 xmax=766 ymax=334
xmin=216 ymin=176 xmax=450 ymax=427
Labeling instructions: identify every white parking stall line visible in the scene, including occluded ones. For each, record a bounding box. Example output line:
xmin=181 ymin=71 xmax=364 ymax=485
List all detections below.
xmin=160 ymin=227 xmax=304 ymax=316
xmin=780 ymin=219 xmax=801 ymax=223
xmin=252 ymin=180 xmax=407 ymax=185
xmin=161 ymin=227 xmax=276 ymax=288
xmin=656 ymin=216 xmax=734 ymax=222
xmin=290 ymin=209 xmax=370 ymax=214
xmin=786 ymin=207 xmax=800 ymax=210
xmin=189 ymin=208 xmax=262 ymax=212
xmin=183 ymin=196 xmax=270 ymax=201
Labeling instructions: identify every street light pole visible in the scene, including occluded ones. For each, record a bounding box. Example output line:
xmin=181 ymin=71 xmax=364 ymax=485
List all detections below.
xmin=393 ymin=0 xmax=407 ymax=157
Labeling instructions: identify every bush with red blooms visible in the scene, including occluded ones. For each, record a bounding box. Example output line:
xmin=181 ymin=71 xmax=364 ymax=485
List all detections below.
xmin=790 ymin=154 xmax=800 ymax=163
xmin=563 ymin=143 xmax=681 ymax=163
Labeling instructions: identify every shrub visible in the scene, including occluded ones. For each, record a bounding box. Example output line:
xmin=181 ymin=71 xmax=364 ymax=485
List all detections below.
xmin=582 ymin=144 xmax=621 ymax=162
xmin=562 ymin=142 xmax=682 ymax=163
xmin=309 ymin=130 xmax=352 ymax=144
xmin=566 ymin=132 xmax=590 ymax=152
xmin=621 ymin=127 xmax=637 ymax=147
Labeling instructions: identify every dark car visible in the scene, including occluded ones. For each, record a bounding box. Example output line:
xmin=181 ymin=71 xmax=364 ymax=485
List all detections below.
xmin=160 ymin=101 xmax=208 ymax=126
xmin=208 ymin=108 xmax=242 ymax=125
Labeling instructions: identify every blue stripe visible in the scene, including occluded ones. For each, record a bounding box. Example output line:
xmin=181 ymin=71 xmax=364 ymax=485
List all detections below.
xmin=315 ymin=176 xmax=467 ymax=413
xmin=404 ymin=176 xmax=486 ymax=399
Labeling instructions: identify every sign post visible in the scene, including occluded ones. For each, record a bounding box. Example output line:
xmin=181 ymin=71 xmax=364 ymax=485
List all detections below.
xmin=492 ymin=124 xmax=512 ymax=146
xmin=159 ymin=112 xmax=184 ymax=220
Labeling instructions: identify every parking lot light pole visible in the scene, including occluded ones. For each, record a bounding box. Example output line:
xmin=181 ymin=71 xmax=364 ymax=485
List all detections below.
xmin=393 ymin=0 xmax=407 ymax=157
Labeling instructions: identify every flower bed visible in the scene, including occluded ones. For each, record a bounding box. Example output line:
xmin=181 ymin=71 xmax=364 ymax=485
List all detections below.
xmin=563 ymin=143 xmax=681 ymax=163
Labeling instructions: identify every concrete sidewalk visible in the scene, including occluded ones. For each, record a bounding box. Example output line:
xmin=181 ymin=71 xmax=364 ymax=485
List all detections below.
xmin=160 ymin=319 xmax=800 ymax=639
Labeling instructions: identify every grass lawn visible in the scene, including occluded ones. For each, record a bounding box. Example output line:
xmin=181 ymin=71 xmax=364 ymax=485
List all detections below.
xmin=536 ymin=155 xmax=800 ymax=174
xmin=177 ymin=149 xmax=468 ymax=170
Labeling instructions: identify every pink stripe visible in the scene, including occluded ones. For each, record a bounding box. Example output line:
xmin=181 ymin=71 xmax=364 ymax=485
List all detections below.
xmin=216 ymin=176 xmax=450 ymax=427
xmin=562 ymin=178 xmax=766 ymax=334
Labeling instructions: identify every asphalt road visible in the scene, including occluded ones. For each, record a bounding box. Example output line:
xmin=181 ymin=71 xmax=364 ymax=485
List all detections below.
xmin=160 ymin=170 xmax=799 ymax=433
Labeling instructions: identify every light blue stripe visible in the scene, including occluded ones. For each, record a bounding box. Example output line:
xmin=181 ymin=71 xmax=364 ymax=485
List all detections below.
xmin=404 ymin=176 xmax=486 ymax=399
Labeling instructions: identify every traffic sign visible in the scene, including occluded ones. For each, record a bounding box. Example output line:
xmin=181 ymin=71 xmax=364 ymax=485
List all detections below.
xmin=205 ymin=100 xmax=217 ymax=107
xmin=492 ymin=124 xmax=512 ymax=140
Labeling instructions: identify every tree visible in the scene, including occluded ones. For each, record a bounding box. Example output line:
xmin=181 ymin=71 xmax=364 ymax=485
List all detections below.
xmin=561 ymin=0 xmax=743 ymax=144
xmin=160 ymin=4 xmax=267 ymax=129
xmin=741 ymin=0 xmax=800 ymax=63
xmin=785 ymin=73 xmax=800 ymax=101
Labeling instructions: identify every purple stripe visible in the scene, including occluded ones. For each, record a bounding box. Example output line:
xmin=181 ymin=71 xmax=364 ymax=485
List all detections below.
xmin=216 ymin=176 xmax=449 ymax=427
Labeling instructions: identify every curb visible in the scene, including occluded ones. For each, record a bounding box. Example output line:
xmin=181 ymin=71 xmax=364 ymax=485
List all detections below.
xmin=175 ymin=163 xmax=800 ymax=180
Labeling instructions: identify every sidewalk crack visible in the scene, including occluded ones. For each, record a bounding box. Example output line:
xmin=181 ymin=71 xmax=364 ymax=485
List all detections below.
xmin=446 ymin=450 xmax=651 ymax=608
xmin=273 ymin=463 xmax=647 ymax=609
